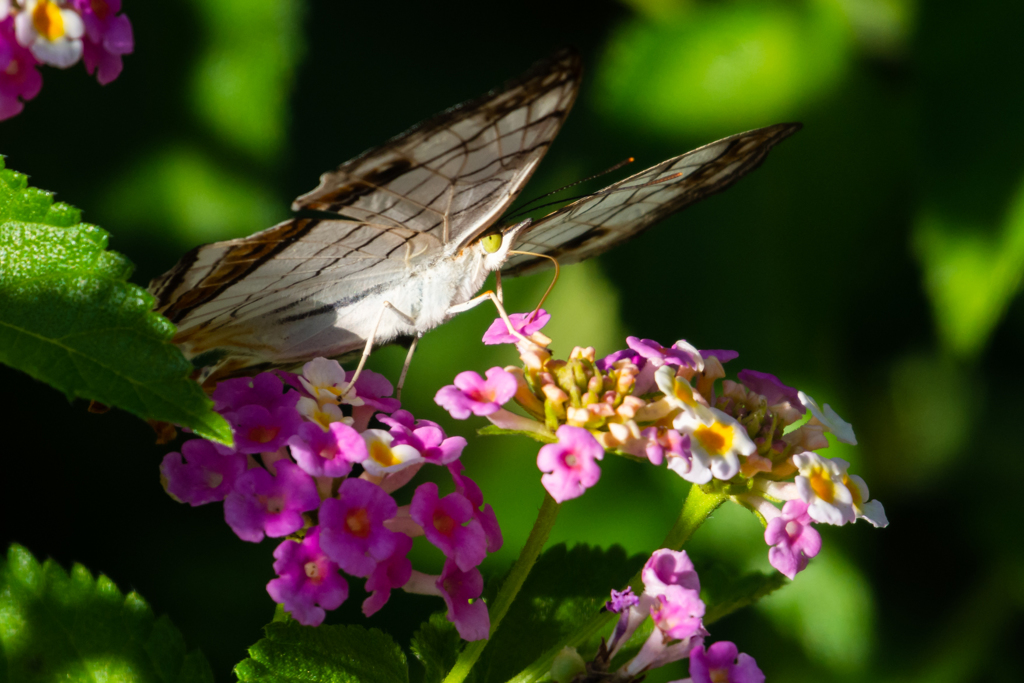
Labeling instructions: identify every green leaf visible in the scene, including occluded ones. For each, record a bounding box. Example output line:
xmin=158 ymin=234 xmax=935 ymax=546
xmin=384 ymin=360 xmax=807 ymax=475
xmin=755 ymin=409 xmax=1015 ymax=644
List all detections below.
xmin=410 ymin=613 xmax=464 ymax=683
xmin=476 ymin=544 xmax=645 ymax=683
xmin=0 ymin=543 xmax=214 ymax=683
xmin=699 ymin=564 xmax=790 ymax=625
xmin=0 ymin=159 xmax=232 ymax=444
xmin=235 ymin=620 xmax=408 ymax=683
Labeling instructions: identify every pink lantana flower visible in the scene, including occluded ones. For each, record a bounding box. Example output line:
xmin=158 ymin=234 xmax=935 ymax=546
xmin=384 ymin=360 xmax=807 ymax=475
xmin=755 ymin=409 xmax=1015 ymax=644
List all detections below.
xmin=224 ymin=461 xmax=320 ymax=542
xmin=449 ymin=460 xmax=502 ymax=553
xmin=627 ymin=337 xmax=703 ymax=370
xmin=15 ymin=0 xmax=83 ymax=68
xmin=536 ymin=425 xmax=604 ymax=503
xmin=482 ymin=309 xmax=550 ymax=345
xmin=437 ymin=559 xmax=489 ymax=641
xmin=764 ymin=500 xmax=821 ymax=579
xmin=362 ymin=533 xmax=413 ymax=617
xmin=0 ymin=22 xmax=43 ymax=120
xmin=613 ymin=549 xmax=707 ymax=677
xmin=737 ymin=369 xmax=805 ymax=414
xmin=410 ymin=482 xmax=486 ymax=572
xmin=72 ymin=0 xmax=132 ymax=84
xmin=288 ymin=421 xmax=368 ymax=478
xmin=643 ymin=548 xmax=701 ymax=595
xmin=225 ymin=403 xmax=304 ymax=454
xmin=650 ymin=591 xmax=706 ymax=641
xmin=319 ymin=477 xmax=403 ymax=577
xmin=380 ymin=410 xmax=467 ymax=465
xmin=266 ymin=527 xmax=348 ymax=627
xmin=435 ymin=367 xmax=517 ymax=420
xmin=687 ymin=642 xmax=765 ymax=683
xmin=160 ymin=439 xmax=246 ymax=506
xmin=596 ymin=347 xmax=642 ymax=371
xmin=211 ymin=372 xmax=299 ymax=413
xmin=700 ymin=349 xmax=738 ymax=364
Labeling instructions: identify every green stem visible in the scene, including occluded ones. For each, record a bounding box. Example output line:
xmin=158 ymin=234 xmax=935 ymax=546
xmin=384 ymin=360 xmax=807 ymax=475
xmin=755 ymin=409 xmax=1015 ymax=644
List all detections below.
xmin=443 ymin=493 xmax=562 ymax=683
xmin=507 ymin=484 xmax=727 ymax=683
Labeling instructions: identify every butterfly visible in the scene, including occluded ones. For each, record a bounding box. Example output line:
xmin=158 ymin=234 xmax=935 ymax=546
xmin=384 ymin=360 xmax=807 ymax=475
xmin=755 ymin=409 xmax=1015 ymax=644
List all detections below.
xmin=149 ymin=48 xmax=800 ymax=386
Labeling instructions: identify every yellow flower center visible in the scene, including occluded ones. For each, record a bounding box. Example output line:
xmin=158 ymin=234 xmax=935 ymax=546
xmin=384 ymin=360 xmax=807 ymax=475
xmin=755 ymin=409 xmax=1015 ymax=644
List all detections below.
xmin=673 ymin=379 xmax=698 ymax=406
xmin=709 ymin=668 xmax=731 ymax=683
xmin=5 ymin=60 xmax=18 ymax=76
xmin=304 ymin=561 xmax=322 ymax=581
xmin=809 ymin=466 xmax=835 ymax=503
xmin=694 ymin=421 xmax=733 ymax=456
xmin=345 ymin=508 xmax=371 ymax=537
xmin=370 ymin=441 xmax=400 ymax=467
xmin=433 ymin=510 xmax=456 ymax=536
xmin=91 ymin=0 xmax=110 ymax=21
xmin=33 ymin=1 xmax=66 ymax=42
xmin=843 ymin=474 xmax=863 ymax=506
xmin=248 ymin=425 xmax=280 ymax=444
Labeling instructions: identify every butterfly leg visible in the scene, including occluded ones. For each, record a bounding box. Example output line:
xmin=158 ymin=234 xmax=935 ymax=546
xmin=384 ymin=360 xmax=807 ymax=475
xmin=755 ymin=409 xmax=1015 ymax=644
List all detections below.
xmin=396 ymin=334 xmax=421 ymax=400
xmin=446 ymin=291 xmax=543 ymax=350
xmin=342 ymin=301 xmax=416 ymax=400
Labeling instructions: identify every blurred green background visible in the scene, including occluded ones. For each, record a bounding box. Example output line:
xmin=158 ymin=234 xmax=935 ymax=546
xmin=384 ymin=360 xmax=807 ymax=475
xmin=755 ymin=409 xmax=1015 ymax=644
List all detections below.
xmin=4 ymin=0 xmax=1024 ymax=680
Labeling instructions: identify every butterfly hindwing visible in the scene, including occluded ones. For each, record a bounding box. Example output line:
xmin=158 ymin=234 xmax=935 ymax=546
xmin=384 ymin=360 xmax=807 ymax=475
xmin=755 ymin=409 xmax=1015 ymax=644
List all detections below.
xmin=502 ymin=123 xmax=802 ymax=276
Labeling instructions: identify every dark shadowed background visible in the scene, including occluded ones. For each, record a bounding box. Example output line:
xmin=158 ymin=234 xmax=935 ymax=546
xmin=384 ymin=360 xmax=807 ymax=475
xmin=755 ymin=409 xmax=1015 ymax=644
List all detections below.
xmin=4 ymin=0 xmax=1023 ymax=681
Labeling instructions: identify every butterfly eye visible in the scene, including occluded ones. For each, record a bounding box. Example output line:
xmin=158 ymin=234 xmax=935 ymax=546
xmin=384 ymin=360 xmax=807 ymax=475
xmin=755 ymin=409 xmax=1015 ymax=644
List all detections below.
xmin=481 ymin=234 xmax=503 ymax=254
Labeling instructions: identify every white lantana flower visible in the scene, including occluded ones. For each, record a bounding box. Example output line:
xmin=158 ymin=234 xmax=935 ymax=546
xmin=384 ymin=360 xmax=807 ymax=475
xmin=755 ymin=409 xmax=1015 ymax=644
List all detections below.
xmin=360 ymin=430 xmax=423 ymax=477
xmin=299 ymin=357 xmax=363 ymax=407
xmin=297 ymin=396 xmax=353 ymax=430
xmin=15 ymin=1 xmax=84 ymax=68
xmin=792 ymin=451 xmax=855 ymax=525
xmin=798 ymin=391 xmax=857 ymax=444
xmin=655 ymin=365 xmax=715 ymax=426
xmin=837 ymin=461 xmax=889 ymax=528
xmin=673 ymin=407 xmax=755 ymax=482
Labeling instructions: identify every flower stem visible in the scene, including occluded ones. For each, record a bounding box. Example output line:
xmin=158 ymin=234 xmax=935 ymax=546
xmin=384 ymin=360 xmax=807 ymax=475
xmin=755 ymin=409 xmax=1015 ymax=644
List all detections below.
xmin=506 ymin=484 xmax=727 ymax=683
xmin=443 ymin=492 xmax=561 ymax=683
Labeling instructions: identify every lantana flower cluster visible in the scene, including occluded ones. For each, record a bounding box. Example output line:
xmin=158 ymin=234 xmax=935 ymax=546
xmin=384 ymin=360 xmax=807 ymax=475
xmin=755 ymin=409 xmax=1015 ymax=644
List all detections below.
xmin=1 ymin=0 xmax=133 ymax=120
xmin=555 ymin=549 xmax=763 ymax=683
xmin=160 ymin=359 xmax=502 ymax=640
xmin=435 ymin=311 xmax=888 ymax=582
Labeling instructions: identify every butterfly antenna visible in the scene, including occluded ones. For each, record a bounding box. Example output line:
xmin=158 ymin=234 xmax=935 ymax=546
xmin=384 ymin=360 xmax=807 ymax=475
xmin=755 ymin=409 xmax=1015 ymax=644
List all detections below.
xmin=509 ymin=250 xmax=560 ymax=322
xmin=506 ymin=157 xmax=635 ymax=220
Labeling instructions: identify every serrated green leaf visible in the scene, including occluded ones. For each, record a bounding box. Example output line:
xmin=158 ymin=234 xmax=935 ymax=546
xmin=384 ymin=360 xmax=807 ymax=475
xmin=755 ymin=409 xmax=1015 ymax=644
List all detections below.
xmin=0 ymin=159 xmax=231 ymax=444
xmin=0 ymin=543 xmax=214 ymax=683
xmin=699 ymin=564 xmax=790 ymax=625
xmin=235 ymin=620 xmax=409 ymax=683
xmin=410 ymin=612 xmax=464 ymax=683
xmin=476 ymin=544 xmax=644 ymax=683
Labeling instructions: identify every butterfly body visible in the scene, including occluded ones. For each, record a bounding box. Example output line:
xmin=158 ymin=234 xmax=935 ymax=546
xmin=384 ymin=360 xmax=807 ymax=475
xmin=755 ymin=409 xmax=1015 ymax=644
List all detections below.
xmin=150 ymin=48 xmax=799 ymax=383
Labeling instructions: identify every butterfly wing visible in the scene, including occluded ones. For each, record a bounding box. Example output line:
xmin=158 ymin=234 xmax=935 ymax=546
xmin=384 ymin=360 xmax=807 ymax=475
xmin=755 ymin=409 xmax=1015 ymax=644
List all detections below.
xmin=150 ymin=50 xmax=582 ymax=377
xmin=501 ymin=123 xmax=801 ymax=276
xmin=293 ymin=48 xmax=582 ymax=248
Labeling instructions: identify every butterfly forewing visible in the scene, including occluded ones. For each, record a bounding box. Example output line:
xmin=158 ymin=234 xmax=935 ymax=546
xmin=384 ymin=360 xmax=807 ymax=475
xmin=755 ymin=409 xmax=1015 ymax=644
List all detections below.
xmin=502 ymin=123 xmax=802 ymax=277
xmin=292 ymin=49 xmax=582 ymax=248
